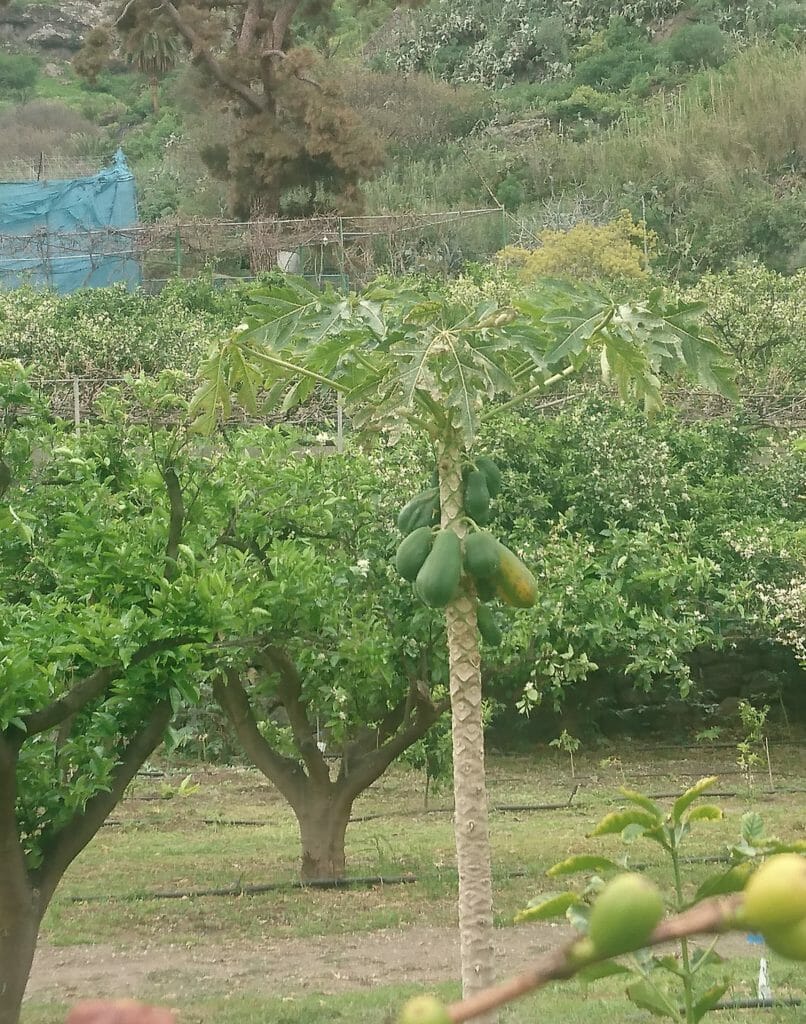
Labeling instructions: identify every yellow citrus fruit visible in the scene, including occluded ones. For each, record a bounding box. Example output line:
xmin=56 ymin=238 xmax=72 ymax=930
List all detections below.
xmin=762 ymin=916 xmax=806 ymax=961
xmin=399 ymin=996 xmax=451 ymax=1024
xmin=742 ymin=854 xmax=806 ymax=931
xmin=588 ymin=873 xmax=664 ymax=958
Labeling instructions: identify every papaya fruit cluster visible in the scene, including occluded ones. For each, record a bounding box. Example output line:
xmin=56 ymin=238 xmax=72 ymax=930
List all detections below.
xmin=738 ymin=853 xmax=806 ymax=960
xmin=394 ymin=455 xmax=537 ymax=645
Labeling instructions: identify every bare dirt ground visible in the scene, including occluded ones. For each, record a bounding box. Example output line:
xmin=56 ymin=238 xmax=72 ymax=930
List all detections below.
xmin=27 ymin=924 xmax=756 ymax=1004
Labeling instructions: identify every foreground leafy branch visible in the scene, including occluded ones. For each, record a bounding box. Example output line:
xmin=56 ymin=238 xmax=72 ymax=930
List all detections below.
xmin=444 ymin=894 xmax=741 ymax=1023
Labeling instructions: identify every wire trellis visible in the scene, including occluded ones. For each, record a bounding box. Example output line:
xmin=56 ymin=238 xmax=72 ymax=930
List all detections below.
xmin=0 ymin=209 xmax=507 ymax=292
xmin=27 ymin=375 xmax=806 ymax=437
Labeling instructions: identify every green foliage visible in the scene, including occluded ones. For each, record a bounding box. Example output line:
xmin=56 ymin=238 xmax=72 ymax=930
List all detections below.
xmin=519 ymin=777 xmax=806 ymax=1021
xmin=480 ymin=397 xmax=804 ymax=720
xmin=665 ymin=21 xmax=728 ymax=68
xmin=0 ymin=51 xmax=39 ymax=97
xmin=0 ymin=280 xmax=252 ymax=377
xmin=678 ymin=261 xmax=806 ymax=388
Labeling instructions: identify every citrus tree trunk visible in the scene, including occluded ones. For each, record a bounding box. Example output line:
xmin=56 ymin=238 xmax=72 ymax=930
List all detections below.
xmin=294 ymin=790 xmax=352 ymax=881
xmin=0 ymin=883 xmax=40 ymax=1024
xmin=0 ymin=737 xmax=42 ymax=1024
xmin=437 ymin=437 xmax=496 ymax=1000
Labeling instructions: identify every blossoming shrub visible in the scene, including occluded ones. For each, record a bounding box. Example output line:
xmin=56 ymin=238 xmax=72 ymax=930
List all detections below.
xmin=0 ymin=279 xmax=252 ymax=377
xmin=479 ymin=397 xmax=805 ymax=722
xmin=496 ymin=211 xmax=653 ymax=284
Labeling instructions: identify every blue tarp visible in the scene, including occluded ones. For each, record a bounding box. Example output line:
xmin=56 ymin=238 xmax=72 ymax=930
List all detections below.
xmin=0 ymin=149 xmax=140 ymax=293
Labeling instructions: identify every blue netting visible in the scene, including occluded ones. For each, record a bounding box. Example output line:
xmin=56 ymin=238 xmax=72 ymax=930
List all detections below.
xmin=0 ymin=149 xmax=140 ymax=293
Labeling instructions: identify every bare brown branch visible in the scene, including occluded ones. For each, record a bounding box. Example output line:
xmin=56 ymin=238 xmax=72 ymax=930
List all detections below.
xmin=158 ymin=0 xmax=265 ymax=112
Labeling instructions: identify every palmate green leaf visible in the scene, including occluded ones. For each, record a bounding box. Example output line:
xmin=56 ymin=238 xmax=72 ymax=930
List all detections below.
xmin=190 ymin=348 xmax=232 ymax=433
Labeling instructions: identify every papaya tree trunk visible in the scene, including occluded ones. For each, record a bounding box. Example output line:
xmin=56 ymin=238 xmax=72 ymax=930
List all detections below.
xmin=294 ymin=789 xmax=352 ymax=881
xmin=437 ymin=437 xmax=496 ymax=1001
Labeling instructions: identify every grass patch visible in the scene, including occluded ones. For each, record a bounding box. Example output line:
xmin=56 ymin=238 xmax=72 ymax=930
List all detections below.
xmin=24 ymin=744 xmax=806 ymax=1022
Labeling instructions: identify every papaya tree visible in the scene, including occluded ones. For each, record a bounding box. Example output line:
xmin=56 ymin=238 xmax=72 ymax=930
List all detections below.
xmin=191 ymin=276 xmax=736 ymax=998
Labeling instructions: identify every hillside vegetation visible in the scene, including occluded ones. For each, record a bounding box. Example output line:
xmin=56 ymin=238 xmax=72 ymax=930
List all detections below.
xmin=0 ymin=0 xmax=804 ymax=276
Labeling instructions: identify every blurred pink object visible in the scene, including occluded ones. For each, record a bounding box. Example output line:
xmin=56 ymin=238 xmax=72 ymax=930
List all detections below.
xmin=66 ymin=1000 xmax=175 ymax=1024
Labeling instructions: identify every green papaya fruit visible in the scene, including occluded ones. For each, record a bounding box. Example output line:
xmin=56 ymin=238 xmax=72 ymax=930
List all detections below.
xmin=395 ymin=526 xmax=434 ymax=582
xmin=474 ymin=574 xmax=499 ymax=602
xmin=477 ymin=604 xmax=503 ymax=647
xmin=464 ymin=531 xmax=501 ymax=580
xmin=475 ymin=456 xmax=502 ymax=497
xmin=464 ymin=470 xmax=491 ymax=525
xmin=397 ymin=487 xmax=439 ymax=535
xmin=415 ymin=529 xmax=462 ymax=608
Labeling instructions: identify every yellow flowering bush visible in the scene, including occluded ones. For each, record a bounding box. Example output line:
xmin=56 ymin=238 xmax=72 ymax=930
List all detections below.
xmin=496 ymin=211 xmax=654 ymax=284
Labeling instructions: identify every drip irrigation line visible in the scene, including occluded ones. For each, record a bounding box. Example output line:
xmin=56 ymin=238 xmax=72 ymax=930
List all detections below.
xmin=711 ymin=999 xmax=801 ymax=1010
xmin=67 ymin=867 xmax=530 ymax=904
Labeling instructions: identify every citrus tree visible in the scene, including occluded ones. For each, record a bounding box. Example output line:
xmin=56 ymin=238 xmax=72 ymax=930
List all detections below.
xmin=0 ymin=367 xmax=225 ymax=1024
xmin=191 ymin=275 xmax=735 ymax=997
xmin=0 ymin=364 xmax=451 ymax=1023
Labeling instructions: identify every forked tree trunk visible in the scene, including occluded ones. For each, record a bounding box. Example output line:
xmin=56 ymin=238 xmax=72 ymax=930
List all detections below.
xmin=294 ymin=791 xmax=352 ymax=881
xmin=437 ymin=438 xmax=496 ymax=1001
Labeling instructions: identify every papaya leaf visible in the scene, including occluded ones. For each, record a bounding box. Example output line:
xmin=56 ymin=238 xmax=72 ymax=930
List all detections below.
xmin=547 ymin=855 xmax=621 ymax=877
xmin=514 ymin=891 xmax=582 ymax=924
xmin=692 ymin=981 xmax=730 ymax=1022
xmin=588 ymin=809 xmax=659 ymax=837
xmin=626 ymin=980 xmax=676 ymax=1018
xmin=672 ymin=777 xmax=719 ymax=824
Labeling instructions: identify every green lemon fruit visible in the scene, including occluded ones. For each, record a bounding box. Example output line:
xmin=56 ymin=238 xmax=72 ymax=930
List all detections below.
xmin=762 ymin=916 xmax=806 ymax=961
xmin=399 ymin=996 xmax=451 ymax=1024
xmin=588 ymin=873 xmax=664 ymax=958
xmin=742 ymin=854 xmax=806 ymax=931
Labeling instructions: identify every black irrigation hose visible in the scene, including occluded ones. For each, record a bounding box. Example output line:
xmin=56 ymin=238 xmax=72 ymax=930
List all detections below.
xmin=67 ymin=867 xmax=531 ymax=904
xmin=712 ymin=999 xmax=802 ymax=1011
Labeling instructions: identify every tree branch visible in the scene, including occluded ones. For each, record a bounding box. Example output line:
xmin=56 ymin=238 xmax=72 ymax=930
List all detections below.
xmin=268 ymin=0 xmax=299 ymax=50
xmin=16 ymin=635 xmax=202 ymax=737
xmin=447 ymin=895 xmax=742 ymax=1023
xmin=158 ymin=0 xmax=265 ymax=112
xmin=0 ymin=734 xmax=29 ymax=899
xmin=237 ymin=0 xmax=261 ymax=54
xmin=33 ymin=701 xmax=175 ymax=903
xmin=341 ymin=693 xmax=448 ymax=803
xmin=213 ymin=670 xmax=306 ymax=805
xmin=257 ymin=645 xmax=331 ymax=785
xmin=162 ymin=465 xmax=184 ymax=581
